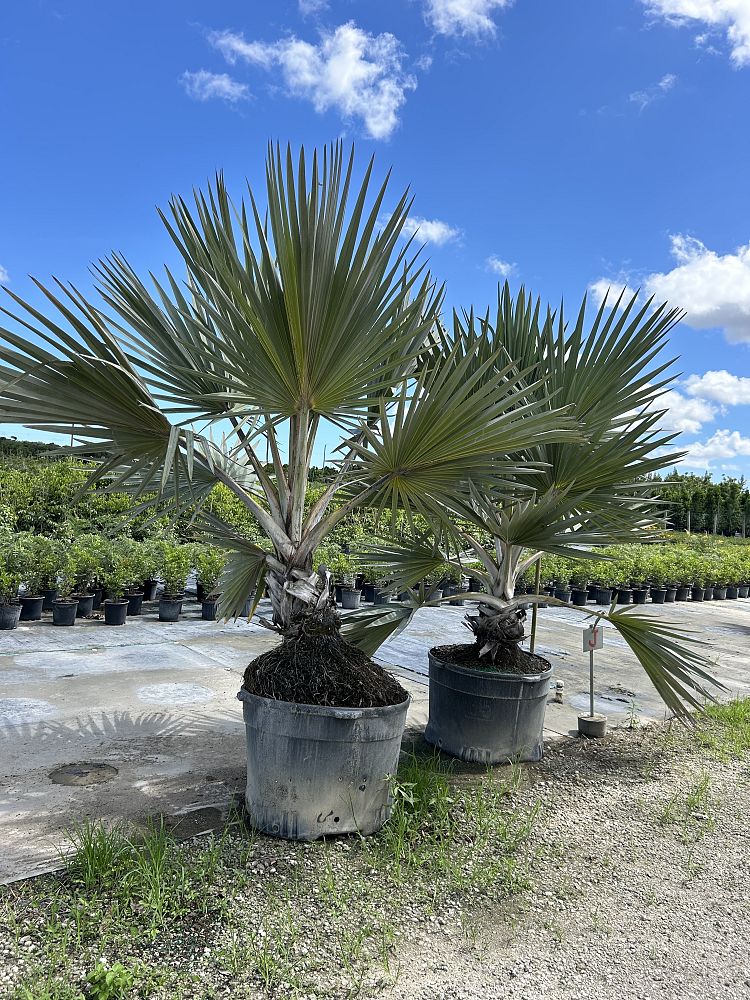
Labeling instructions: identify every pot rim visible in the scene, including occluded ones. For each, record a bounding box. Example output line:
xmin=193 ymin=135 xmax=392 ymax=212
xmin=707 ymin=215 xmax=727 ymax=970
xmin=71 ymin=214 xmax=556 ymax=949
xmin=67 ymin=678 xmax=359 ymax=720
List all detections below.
xmin=104 ymin=598 xmax=129 ymax=606
xmin=429 ymin=647 xmax=552 ymax=682
xmin=53 ymin=598 xmax=79 ymax=605
xmin=237 ymin=686 xmax=411 ymax=720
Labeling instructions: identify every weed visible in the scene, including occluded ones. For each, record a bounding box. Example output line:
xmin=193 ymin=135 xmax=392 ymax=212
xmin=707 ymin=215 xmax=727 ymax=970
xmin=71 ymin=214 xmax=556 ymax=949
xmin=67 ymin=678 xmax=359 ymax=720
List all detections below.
xmin=696 ymin=698 xmax=750 ymax=758
xmin=85 ymin=961 xmax=135 ymax=1000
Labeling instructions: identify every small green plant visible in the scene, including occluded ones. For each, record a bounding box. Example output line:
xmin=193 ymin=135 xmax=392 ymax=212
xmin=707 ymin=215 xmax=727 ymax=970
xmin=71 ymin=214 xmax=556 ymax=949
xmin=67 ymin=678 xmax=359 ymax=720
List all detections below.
xmin=0 ymin=534 xmax=24 ymax=604
xmin=157 ymin=542 xmax=191 ymax=596
xmin=69 ymin=534 xmax=107 ymax=594
xmin=194 ymin=544 xmax=226 ymax=597
xmin=86 ymin=961 xmax=136 ymax=1000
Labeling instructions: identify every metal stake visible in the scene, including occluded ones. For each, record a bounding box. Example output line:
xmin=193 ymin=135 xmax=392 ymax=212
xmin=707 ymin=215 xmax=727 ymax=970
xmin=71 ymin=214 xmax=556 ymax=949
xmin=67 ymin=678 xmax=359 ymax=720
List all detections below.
xmin=589 ymin=648 xmax=595 ymax=718
xmin=530 ymin=559 xmax=541 ymax=654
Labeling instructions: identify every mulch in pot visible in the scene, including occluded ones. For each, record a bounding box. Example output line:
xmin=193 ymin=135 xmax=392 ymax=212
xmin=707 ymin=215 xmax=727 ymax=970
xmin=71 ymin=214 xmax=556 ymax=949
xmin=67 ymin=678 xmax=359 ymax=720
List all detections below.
xmin=242 ymin=606 xmax=407 ymax=709
xmin=432 ymin=642 xmax=551 ymax=675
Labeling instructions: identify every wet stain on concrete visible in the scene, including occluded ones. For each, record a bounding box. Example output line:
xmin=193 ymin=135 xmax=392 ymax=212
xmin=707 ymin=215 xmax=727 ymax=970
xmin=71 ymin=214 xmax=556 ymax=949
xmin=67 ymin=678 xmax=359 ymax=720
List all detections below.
xmin=49 ymin=762 xmax=119 ymax=786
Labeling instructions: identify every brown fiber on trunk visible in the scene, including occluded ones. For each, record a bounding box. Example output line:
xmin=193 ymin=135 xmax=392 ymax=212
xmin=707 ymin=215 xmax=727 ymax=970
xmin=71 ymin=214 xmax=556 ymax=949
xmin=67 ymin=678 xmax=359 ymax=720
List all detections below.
xmin=242 ymin=606 xmax=408 ymax=708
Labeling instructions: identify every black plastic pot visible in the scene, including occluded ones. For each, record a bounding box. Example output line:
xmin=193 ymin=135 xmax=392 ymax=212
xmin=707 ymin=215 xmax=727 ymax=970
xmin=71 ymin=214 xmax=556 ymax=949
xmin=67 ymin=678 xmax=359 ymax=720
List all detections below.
xmin=91 ymin=587 xmax=104 ymax=610
xmin=592 ymin=586 xmax=613 ymax=605
xmin=691 ymin=586 xmax=704 ymax=602
xmin=632 ymin=588 xmax=648 ymax=605
xmin=571 ymin=588 xmax=589 ymax=607
xmin=738 ymin=585 xmax=749 ymax=598
xmin=424 ymin=649 xmax=552 ymax=764
xmin=237 ymin=688 xmax=410 ymax=840
xmin=676 ymin=586 xmax=691 ymax=602
xmin=703 ymin=587 xmax=714 ymax=601
xmin=362 ymin=583 xmax=376 ymax=603
xmin=714 ymin=586 xmax=727 ymax=601
xmin=104 ymin=599 xmax=128 ymax=625
xmin=334 ymin=584 xmax=343 ymax=604
xmin=0 ymin=603 xmax=21 ymax=630
xmin=52 ymin=599 xmax=78 ymax=626
xmin=19 ymin=595 xmax=44 ymax=621
xmin=340 ymin=589 xmax=361 ymax=610
xmin=651 ymin=588 xmax=667 ymax=604
xmin=616 ymin=588 xmax=632 ymax=605
xmin=373 ymin=590 xmax=391 ymax=606
xmin=398 ymin=591 xmax=411 ymax=602
xmin=665 ymin=587 xmax=678 ymax=603
xmin=468 ymin=577 xmax=484 ymax=594
xmin=554 ymin=588 xmax=571 ymax=604
xmin=73 ymin=593 xmax=95 ymax=617
xmin=159 ymin=595 xmax=183 ymax=622
xmin=201 ymin=599 xmax=219 ymax=621
xmin=127 ymin=592 xmax=144 ymax=616
xmin=143 ymin=580 xmax=158 ymax=601
xmin=41 ymin=588 xmax=58 ymax=612
xmin=196 ymin=582 xmax=205 ymax=603
xmin=727 ymin=585 xmax=739 ymax=600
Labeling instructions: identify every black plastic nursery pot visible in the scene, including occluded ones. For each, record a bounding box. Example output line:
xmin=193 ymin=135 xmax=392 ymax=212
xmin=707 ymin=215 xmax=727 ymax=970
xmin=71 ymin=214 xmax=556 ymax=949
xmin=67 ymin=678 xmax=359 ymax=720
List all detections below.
xmin=361 ymin=583 xmax=376 ymax=603
xmin=196 ymin=582 xmax=205 ymax=603
xmin=714 ymin=586 xmax=728 ymax=601
xmin=703 ymin=587 xmax=714 ymax=601
xmin=738 ymin=585 xmax=749 ymax=598
xmin=143 ymin=580 xmax=159 ymax=602
xmin=159 ymin=595 xmax=184 ymax=622
xmin=632 ymin=588 xmax=648 ymax=605
xmin=373 ymin=590 xmax=391 ymax=605
xmin=104 ymin=599 xmax=128 ymax=625
xmin=91 ymin=588 xmax=104 ymax=610
xmin=0 ymin=603 xmax=21 ymax=630
xmin=334 ymin=585 xmax=343 ymax=604
xmin=592 ymin=586 xmax=613 ymax=605
xmin=616 ymin=588 xmax=632 ymax=605
xmin=691 ymin=586 xmax=704 ymax=602
xmin=201 ymin=599 xmax=218 ymax=621
xmin=571 ymin=588 xmax=588 ymax=607
xmin=19 ymin=595 xmax=44 ymax=621
xmin=238 ymin=688 xmax=410 ymax=840
xmin=727 ymin=585 xmax=739 ymax=600
xmin=676 ymin=586 xmax=691 ymax=602
xmin=73 ymin=593 xmax=95 ymax=618
xmin=339 ymin=589 xmax=361 ymax=610
xmin=41 ymin=588 xmax=58 ymax=612
xmin=52 ymin=599 xmax=78 ymax=627
xmin=554 ymin=588 xmax=571 ymax=604
xmin=127 ymin=592 xmax=144 ymax=616
xmin=651 ymin=588 xmax=667 ymax=605
xmin=665 ymin=587 xmax=677 ymax=603
xmin=424 ymin=649 xmax=552 ymax=764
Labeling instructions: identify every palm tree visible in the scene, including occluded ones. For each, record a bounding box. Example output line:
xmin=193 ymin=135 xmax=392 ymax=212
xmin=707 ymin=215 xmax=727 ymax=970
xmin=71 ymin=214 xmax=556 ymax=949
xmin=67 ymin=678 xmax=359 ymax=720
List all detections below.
xmin=349 ymin=285 xmax=722 ymax=717
xmin=0 ymin=143 xmax=578 ymax=636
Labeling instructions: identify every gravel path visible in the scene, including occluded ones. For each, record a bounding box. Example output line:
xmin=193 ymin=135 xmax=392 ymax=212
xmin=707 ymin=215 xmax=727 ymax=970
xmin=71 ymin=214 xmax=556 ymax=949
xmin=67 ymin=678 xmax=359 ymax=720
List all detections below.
xmin=382 ymin=725 xmax=750 ymax=1000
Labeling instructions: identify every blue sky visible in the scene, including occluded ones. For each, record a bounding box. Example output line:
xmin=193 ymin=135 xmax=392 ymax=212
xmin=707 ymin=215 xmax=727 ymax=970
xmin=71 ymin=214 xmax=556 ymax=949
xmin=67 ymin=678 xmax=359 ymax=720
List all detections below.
xmin=2 ymin=0 xmax=750 ymax=474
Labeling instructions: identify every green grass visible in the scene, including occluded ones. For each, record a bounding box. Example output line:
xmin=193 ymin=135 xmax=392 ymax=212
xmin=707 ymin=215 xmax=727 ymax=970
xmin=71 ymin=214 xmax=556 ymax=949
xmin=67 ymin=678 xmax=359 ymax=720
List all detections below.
xmin=2 ymin=754 xmax=539 ymax=1000
xmin=695 ymin=698 xmax=750 ymax=758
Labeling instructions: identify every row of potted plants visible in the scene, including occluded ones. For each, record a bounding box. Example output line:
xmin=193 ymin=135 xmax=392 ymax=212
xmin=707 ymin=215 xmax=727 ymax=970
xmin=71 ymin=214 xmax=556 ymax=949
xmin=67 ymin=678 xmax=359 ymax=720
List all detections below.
xmin=0 ymin=533 xmax=227 ymax=630
xmin=529 ymin=544 xmax=750 ymax=607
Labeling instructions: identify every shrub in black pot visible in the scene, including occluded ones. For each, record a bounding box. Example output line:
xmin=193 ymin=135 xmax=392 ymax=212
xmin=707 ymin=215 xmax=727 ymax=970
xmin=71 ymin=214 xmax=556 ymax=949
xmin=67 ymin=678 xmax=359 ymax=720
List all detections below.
xmin=194 ymin=545 xmax=226 ymax=615
xmin=52 ymin=598 xmax=79 ymax=626
xmin=127 ymin=592 xmax=144 ymax=616
xmin=727 ymin=585 xmax=739 ymax=600
xmin=73 ymin=593 xmax=95 ymax=617
xmin=650 ymin=588 xmax=667 ymax=604
xmin=201 ymin=594 xmax=220 ymax=620
xmin=157 ymin=543 xmax=191 ymax=622
xmin=632 ymin=588 xmax=648 ymax=605
xmin=0 ymin=538 xmax=24 ymax=629
xmin=738 ymin=584 xmax=749 ymax=598
xmin=142 ymin=580 xmax=158 ymax=601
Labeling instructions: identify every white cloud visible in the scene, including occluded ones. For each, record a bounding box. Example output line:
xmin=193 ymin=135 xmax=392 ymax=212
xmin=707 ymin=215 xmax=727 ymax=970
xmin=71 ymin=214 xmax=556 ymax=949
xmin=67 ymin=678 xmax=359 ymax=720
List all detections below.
xmin=298 ymin=0 xmax=328 ymax=15
xmin=628 ymin=72 xmax=678 ymax=110
xmin=0 ymin=265 xmax=9 ymax=284
xmin=591 ymin=235 xmax=750 ymax=342
xmin=423 ymin=0 xmax=514 ymax=38
xmin=486 ymin=255 xmax=515 ymax=277
xmin=209 ymin=23 xmax=415 ymax=139
xmin=644 ymin=235 xmax=750 ymax=343
xmin=643 ymin=1 xmax=750 ymax=67
xmin=681 ymin=428 xmax=750 ymax=467
xmin=657 ymin=389 xmax=717 ymax=434
xmin=401 ymin=216 xmax=461 ymax=246
xmin=180 ymin=70 xmax=250 ymax=103
xmin=588 ymin=279 xmax=640 ymax=307
xmin=684 ymin=369 xmax=750 ymax=404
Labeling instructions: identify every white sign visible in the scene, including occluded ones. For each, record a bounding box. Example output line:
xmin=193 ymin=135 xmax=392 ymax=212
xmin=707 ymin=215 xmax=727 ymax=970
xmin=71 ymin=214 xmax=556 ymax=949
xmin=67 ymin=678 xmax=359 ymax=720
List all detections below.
xmin=583 ymin=625 xmax=604 ymax=652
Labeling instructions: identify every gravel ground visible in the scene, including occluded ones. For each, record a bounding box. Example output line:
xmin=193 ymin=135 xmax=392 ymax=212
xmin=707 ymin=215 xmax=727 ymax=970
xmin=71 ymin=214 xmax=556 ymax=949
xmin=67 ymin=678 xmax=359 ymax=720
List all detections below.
xmin=382 ymin=722 xmax=750 ymax=1000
